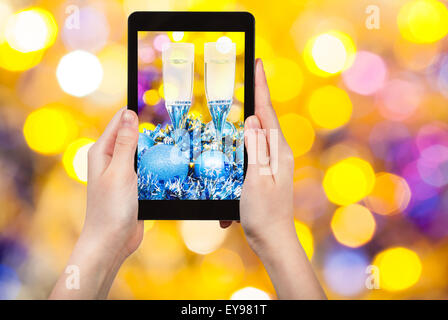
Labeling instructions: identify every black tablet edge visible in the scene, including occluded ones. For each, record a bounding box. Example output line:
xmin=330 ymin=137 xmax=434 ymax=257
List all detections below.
xmin=128 ymin=12 xmax=255 ymax=220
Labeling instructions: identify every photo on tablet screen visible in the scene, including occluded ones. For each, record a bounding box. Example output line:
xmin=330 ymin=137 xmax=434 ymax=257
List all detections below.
xmin=137 ymin=31 xmax=245 ymax=200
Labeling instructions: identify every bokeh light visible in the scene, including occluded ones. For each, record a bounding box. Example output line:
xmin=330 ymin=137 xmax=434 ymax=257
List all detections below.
xmin=200 ymin=249 xmax=244 ymax=298
xmin=373 ymin=247 xmax=422 ymax=291
xmin=265 ymin=57 xmax=303 ymax=102
xmin=379 ymin=79 xmax=424 ymax=121
xmin=0 ymin=2 xmax=13 ymax=43
xmin=438 ymin=55 xmax=448 ymax=97
xmin=0 ymin=264 xmax=21 ymax=300
xmin=23 ymin=107 xmax=78 ymax=155
xmin=143 ymin=89 xmax=161 ymax=106
xmin=0 ymin=42 xmax=44 ymax=71
xmin=180 ymin=221 xmax=228 ymax=255
xmin=398 ymin=0 xmax=448 ymax=44
xmin=331 ymin=204 xmax=376 ymax=248
xmin=342 ymin=51 xmax=387 ymax=95
xmin=93 ymin=44 xmax=127 ymax=105
xmin=307 ymin=85 xmax=352 ymax=130
xmin=304 ymin=31 xmax=356 ymax=77
xmin=153 ymin=34 xmax=170 ymax=52
xmin=139 ymin=122 xmax=156 ymax=133
xmin=323 ymin=248 xmax=369 ymax=297
xmin=56 ymin=50 xmax=104 ymax=97
xmin=279 ymin=113 xmax=315 ymax=158
xmin=364 ymin=173 xmax=412 ymax=215
xmin=294 ymin=220 xmax=314 ymax=259
xmin=5 ymin=8 xmax=57 ymax=53
xmin=62 ymin=6 xmax=109 ymax=52
xmin=231 ymin=287 xmax=271 ymax=300
xmin=323 ymin=157 xmax=376 ymax=206
xmin=62 ymin=138 xmax=95 ymax=184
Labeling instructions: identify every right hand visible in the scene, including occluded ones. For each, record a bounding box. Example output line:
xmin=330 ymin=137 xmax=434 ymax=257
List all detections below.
xmin=222 ymin=58 xmax=297 ymax=252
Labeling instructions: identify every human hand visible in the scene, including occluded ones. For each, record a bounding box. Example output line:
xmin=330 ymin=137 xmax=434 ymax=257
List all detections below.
xmin=83 ymin=108 xmax=143 ymax=261
xmin=222 ymin=59 xmax=326 ymax=299
xmin=50 ymin=108 xmax=143 ymax=299
xmin=221 ymin=58 xmax=295 ymax=248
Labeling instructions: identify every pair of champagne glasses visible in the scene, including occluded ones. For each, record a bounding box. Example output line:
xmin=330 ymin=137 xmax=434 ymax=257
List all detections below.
xmin=162 ymin=41 xmax=236 ymax=150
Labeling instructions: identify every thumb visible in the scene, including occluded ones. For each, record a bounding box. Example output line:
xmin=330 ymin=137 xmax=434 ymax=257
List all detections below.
xmin=110 ymin=109 xmax=138 ymax=172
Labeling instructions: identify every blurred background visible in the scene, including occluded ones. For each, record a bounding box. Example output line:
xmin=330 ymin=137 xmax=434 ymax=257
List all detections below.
xmin=1 ymin=0 xmax=448 ymax=299
xmin=137 ymin=31 xmax=245 ymax=126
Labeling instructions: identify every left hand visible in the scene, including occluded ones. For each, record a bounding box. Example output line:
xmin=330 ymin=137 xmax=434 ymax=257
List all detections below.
xmin=50 ymin=108 xmax=143 ymax=299
xmin=83 ymin=107 xmax=143 ymax=261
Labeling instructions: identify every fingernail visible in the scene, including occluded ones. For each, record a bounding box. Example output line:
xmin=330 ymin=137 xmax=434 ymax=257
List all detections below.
xmin=247 ymin=116 xmax=261 ymax=129
xmin=121 ymin=110 xmax=135 ymax=127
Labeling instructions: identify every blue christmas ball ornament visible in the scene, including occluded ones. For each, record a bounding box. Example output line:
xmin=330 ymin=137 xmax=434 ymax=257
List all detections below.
xmin=194 ymin=150 xmax=231 ymax=180
xmin=140 ymin=144 xmax=189 ymax=182
xmin=138 ymin=132 xmax=155 ymax=156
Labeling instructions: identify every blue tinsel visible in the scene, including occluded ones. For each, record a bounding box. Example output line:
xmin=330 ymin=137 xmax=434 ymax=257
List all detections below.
xmin=138 ymin=116 xmax=244 ymax=200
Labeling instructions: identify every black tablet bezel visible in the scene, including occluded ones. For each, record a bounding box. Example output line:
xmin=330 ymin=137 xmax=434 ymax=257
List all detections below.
xmin=128 ymin=12 xmax=255 ymax=220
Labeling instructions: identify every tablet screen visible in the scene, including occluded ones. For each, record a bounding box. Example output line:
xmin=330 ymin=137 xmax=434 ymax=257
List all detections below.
xmin=137 ymin=32 xmax=245 ymax=200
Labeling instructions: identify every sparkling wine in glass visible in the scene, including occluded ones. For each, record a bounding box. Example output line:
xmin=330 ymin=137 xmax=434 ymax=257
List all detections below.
xmin=162 ymin=42 xmax=194 ymax=142
xmin=204 ymin=40 xmax=236 ymax=150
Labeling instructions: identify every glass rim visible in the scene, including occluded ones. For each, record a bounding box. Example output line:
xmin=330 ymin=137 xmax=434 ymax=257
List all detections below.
xmin=161 ymin=42 xmax=195 ymax=52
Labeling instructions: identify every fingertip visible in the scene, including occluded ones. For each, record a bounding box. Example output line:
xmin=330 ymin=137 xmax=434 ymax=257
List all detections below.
xmin=245 ymin=115 xmax=261 ymax=130
xmin=255 ymin=58 xmax=267 ymax=86
xmin=120 ymin=109 xmax=138 ymax=128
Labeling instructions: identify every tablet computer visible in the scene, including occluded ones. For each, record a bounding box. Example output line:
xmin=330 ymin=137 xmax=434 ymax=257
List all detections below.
xmin=128 ymin=12 xmax=255 ymax=220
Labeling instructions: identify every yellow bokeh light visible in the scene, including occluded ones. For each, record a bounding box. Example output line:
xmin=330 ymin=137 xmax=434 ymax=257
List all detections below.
xmin=235 ymin=84 xmax=244 ymax=102
xmin=307 ymin=85 xmax=352 ymax=130
xmin=323 ymin=157 xmax=376 ymax=205
xmin=398 ymin=0 xmax=448 ymax=44
xmin=304 ymin=31 xmax=356 ymax=77
xmin=364 ymin=172 xmax=412 ymax=216
xmin=180 ymin=221 xmax=228 ymax=255
xmin=5 ymin=8 xmax=57 ymax=53
xmin=143 ymin=89 xmax=161 ymax=106
xmin=62 ymin=138 xmax=95 ymax=184
xmin=373 ymin=247 xmax=422 ymax=291
xmin=144 ymin=220 xmax=155 ymax=233
xmin=294 ymin=220 xmax=314 ymax=259
xmin=23 ymin=107 xmax=78 ymax=155
xmin=255 ymin=36 xmax=273 ymax=60
xmin=139 ymin=122 xmax=156 ymax=133
xmin=0 ymin=42 xmax=44 ymax=71
xmin=331 ymin=204 xmax=376 ymax=248
xmin=200 ymin=248 xmax=244 ymax=297
xmin=266 ymin=58 xmax=303 ymax=102
xmin=96 ymin=44 xmax=127 ymax=105
xmin=279 ymin=113 xmax=315 ymax=158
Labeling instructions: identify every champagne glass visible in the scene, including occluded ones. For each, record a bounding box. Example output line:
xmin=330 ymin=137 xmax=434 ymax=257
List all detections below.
xmin=162 ymin=42 xmax=194 ymax=143
xmin=204 ymin=40 xmax=236 ymax=150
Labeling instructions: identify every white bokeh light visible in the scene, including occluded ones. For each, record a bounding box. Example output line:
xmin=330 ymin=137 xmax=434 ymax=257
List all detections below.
xmin=56 ymin=50 xmax=103 ymax=97
xmin=6 ymin=10 xmax=48 ymax=53
xmin=180 ymin=221 xmax=228 ymax=255
xmin=73 ymin=142 xmax=94 ymax=183
xmin=230 ymin=287 xmax=271 ymax=300
xmin=312 ymin=33 xmax=347 ymax=74
xmin=216 ymin=36 xmax=233 ymax=54
xmin=172 ymin=31 xmax=184 ymax=42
